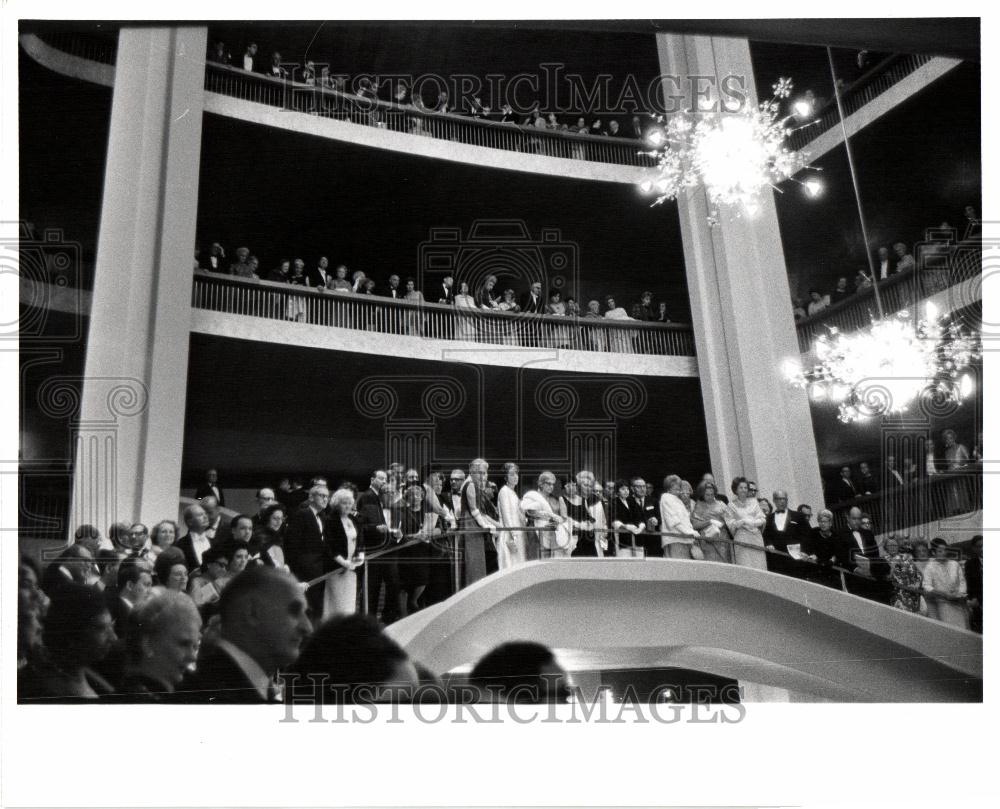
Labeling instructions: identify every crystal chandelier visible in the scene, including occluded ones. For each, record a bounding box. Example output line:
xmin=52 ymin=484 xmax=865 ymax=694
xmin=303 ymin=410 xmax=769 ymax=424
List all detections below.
xmin=784 ymin=302 xmax=981 ymax=423
xmin=638 ymin=77 xmax=818 ymax=217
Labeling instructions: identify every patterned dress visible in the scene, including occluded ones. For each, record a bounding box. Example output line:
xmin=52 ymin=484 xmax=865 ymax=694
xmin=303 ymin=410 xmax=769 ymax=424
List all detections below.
xmin=888 ymin=552 xmax=923 ymax=612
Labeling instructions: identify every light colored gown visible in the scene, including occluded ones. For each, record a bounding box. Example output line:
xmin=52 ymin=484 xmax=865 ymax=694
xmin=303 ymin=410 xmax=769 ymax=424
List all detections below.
xmin=454 ymin=293 xmax=477 ymax=341
xmin=724 ymin=497 xmax=767 ymax=570
xmin=604 ymin=307 xmax=634 ymax=353
xmin=922 ymin=558 xmax=969 ymax=629
xmin=497 ymin=484 xmax=527 ymax=569
xmin=323 ymin=515 xmax=358 ymax=617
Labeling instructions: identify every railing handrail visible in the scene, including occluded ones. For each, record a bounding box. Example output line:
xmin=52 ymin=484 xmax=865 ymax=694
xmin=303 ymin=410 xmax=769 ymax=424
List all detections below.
xmin=192 ymin=269 xmax=694 ymax=333
xmin=825 ymin=465 xmax=980 ymax=512
xmin=796 ymin=265 xmax=921 ymax=330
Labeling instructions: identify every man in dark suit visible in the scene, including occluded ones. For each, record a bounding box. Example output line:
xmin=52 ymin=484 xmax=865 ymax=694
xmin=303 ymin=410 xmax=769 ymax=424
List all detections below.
xmin=874 ymin=246 xmax=897 ymax=281
xmin=627 ymin=477 xmax=661 ymax=558
xmin=436 ymin=275 xmax=455 ymax=305
xmin=284 ymin=485 xmax=331 ymax=615
xmin=106 ymin=558 xmax=153 ymax=636
xmin=837 ymin=506 xmax=890 ymax=602
xmin=383 ymin=274 xmax=403 ymax=299
xmin=175 ymin=502 xmax=212 ymax=571
xmin=966 ymin=535 xmax=983 ymax=633
xmin=307 ymin=256 xmax=331 ymax=290
xmin=194 ymin=468 xmax=225 ymax=507
xmin=831 ymin=466 xmax=859 ymax=503
xmin=520 ymin=281 xmax=545 ymax=314
xmin=763 ymin=490 xmax=809 ymax=577
xmin=356 ymin=470 xmax=403 ymax=623
xmin=199 ymin=242 xmax=227 ymax=273
xmin=179 ymin=567 xmax=312 ymax=703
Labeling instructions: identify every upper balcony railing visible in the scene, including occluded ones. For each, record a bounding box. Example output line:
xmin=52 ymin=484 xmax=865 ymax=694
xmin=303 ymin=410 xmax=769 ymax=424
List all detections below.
xmin=786 ymin=52 xmax=938 ymax=153
xmin=191 ymin=271 xmax=697 ymax=358
xmin=794 ymin=239 xmax=981 ymax=354
xmin=202 ymin=61 xmax=656 ymax=168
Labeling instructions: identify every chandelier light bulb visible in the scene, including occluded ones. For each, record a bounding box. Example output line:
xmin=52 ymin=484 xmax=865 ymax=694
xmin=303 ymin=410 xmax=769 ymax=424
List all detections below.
xmin=646 ymin=129 xmax=666 ymax=147
xmin=639 ymin=179 xmax=654 ymax=194
xmin=792 ymin=98 xmax=814 ymax=118
xmin=960 ymin=373 xmax=975 ymax=398
xmin=803 ymin=178 xmax=824 ymax=198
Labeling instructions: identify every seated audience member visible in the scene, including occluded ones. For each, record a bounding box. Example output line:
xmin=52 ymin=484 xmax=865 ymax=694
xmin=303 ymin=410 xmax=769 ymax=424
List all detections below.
xmin=20 ymin=583 xmax=117 ymax=702
xmin=922 ymin=538 xmax=969 ymax=629
xmin=175 ymin=502 xmax=212 ymax=570
xmin=830 ymin=276 xmax=851 ymax=305
xmin=965 ymin=535 xmax=983 ymax=633
xmin=148 ymin=519 xmax=178 ymax=561
xmin=107 ymin=558 xmax=154 ymax=636
xmin=286 ymin=614 xmax=418 ymax=704
xmin=73 ymin=523 xmax=105 ymax=555
xmin=188 ymin=545 xmax=231 ymax=607
xmin=112 ymin=591 xmax=202 ymax=702
xmin=41 ymin=544 xmax=101 ymax=594
xmin=893 ymin=242 xmax=916 ymax=273
xmin=806 ymin=290 xmax=829 ymax=316
xmin=153 ymin=547 xmax=189 ymax=594
xmin=468 ymin=641 xmax=571 ymax=704
xmin=180 ymin=567 xmax=312 ymax=703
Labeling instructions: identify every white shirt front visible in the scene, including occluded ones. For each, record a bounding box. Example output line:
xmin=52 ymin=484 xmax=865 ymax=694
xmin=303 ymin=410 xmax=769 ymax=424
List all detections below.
xmin=774 ymin=510 xmax=788 ymax=532
xmin=191 ymin=531 xmax=211 ymax=566
xmin=243 ymin=54 xmax=254 ymax=71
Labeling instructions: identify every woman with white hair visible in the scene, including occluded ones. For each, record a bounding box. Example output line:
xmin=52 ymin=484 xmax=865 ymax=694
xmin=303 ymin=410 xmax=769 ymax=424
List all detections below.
xmin=324 ymin=488 xmax=364 ymax=617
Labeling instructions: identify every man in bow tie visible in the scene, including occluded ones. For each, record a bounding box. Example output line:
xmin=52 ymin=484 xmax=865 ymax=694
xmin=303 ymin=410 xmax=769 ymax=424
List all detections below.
xmin=763 ymin=489 xmax=808 ymax=577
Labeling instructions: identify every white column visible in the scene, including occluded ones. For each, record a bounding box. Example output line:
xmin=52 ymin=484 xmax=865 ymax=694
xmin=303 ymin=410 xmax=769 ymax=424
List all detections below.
xmin=68 ymin=27 xmax=207 ymax=533
xmin=656 ymin=33 xmax=825 ymax=509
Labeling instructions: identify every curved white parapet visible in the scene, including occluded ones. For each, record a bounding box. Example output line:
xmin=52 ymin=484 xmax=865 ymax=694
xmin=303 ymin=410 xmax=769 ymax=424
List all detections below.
xmin=20 ymin=33 xmax=647 ymax=185
xmin=385 ymin=559 xmax=982 ymax=702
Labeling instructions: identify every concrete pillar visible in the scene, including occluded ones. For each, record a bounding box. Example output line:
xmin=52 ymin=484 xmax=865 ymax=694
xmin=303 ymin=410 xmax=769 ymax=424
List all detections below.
xmin=656 ymin=33 xmax=825 ymax=510
xmin=69 ymin=26 xmax=206 ymax=534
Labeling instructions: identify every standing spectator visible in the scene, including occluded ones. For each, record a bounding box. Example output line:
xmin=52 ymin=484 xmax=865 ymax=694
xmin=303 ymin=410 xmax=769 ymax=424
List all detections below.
xmin=875 ymin=246 xmax=895 ymax=280
xmin=690 ymin=479 xmax=731 ymax=563
xmin=893 ymin=242 xmax=916 ymax=274
xmin=329 ymin=264 xmax=352 ymax=293
xmin=266 ymin=259 xmax=291 ymax=284
xmin=658 ymin=475 xmax=697 ymax=560
xmin=963 ymin=205 xmax=981 ymax=240
xmin=630 ymin=291 xmax=656 ymax=321
xmin=520 ymin=281 xmax=545 ymax=314
xmin=324 ymin=489 xmax=363 ymax=618
xmin=763 ymin=490 xmax=809 ymax=577
xmin=496 ymin=463 xmax=527 ymax=569
xmin=454 ymin=280 xmax=478 ymax=341
xmin=520 ymin=472 xmax=571 ymax=558
xmin=791 ymin=297 xmax=807 ymax=321
xmin=384 ymin=274 xmax=403 ymax=299
xmin=107 ymin=558 xmax=154 ymax=636
xmin=806 ymin=290 xmax=829 ymax=316
xmin=436 ymin=274 xmax=455 ymax=305
xmin=476 ymin=275 xmax=500 ymax=310
xmin=201 ymin=242 xmax=226 ymax=272
xmin=459 ymin=459 xmax=501 ymax=584
xmin=854 ymin=270 xmax=872 ymax=292
xmin=175 ymin=503 xmax=210 ymax=571
xmin=148 ymin=520 xmax=178 ymax=562
xmin=308 ymin=256 xmax=331 ymax=290
xmin=153 ymin=548 xmax=189 ymax=594
xmin=267 ymin=51 xmax=287 ymax=79
xmin=180 ymin=567 xmax=312 ymax=703
xmin=830 ymin=276 xmax=851 ymax=305
xmin=807 ymin=509 xmax=841 ymax=587
xmin=396 ymin=484 xmax=435 ymax=617
xmin=208 ymin=41 xmax=231 ymax=65
xmin=922 ymin=538 xmax=968 ymax=629
xmin=628 ymin=476 xmax=660 ymax=558
xmin=609 ymin=479 xmax=642 ymax=556
xmin=251 ymin=504 xmax=288 ymax=569
xmin=241 ymin=42 xmax=258 ymax=72
xmin=942 ymin=429 xmax=971 ymax=470
xmin=965 ymin=535 xmax=983 ymax=633
xmin=655 ymin=301 xmax=671 ymax=322
xmin=724 ymin=477 xmax=767 ymax=570
xmin=195 ymin=467 xmax=225 ymax=506
xmin=832 ymin=465 xmax=858 ymax=502
xmin=284 ymin=484 xmax=332 ymax=615
xmin=287 ymin=260 xmax=308 ymax=321
xmin=357 ymin=470 xmax=402 ymax=623
xmin=603 ymin=295 xmax=633 ymax=353
xmin=404 ymin=277 xmax=425 ymax=335
xmin=884 ymin=538 xmax=923 ymax=614
xmin=858 ymin=461 xmax=878 ymax=495
xmin=885 ymin=454 xmax=907 ymax=488
xmin=228 ymin=246 xmax=251 ymax=277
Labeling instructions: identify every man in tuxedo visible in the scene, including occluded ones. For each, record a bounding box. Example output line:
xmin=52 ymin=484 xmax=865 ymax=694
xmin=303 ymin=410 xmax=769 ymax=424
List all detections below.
xmin=198 ymin=495 xmax=226 ymax=543
xmin=831 ymin=466 xmax=859 ymax=503
xmin=384 ymin=274 xmax=402 ymax=299
xmin=307 ymin=256 xmax=331 ymax=289
xmin=628 ymin=476 xmax=661 ymax=558
xmin=356 ymin=470 xmax=402 ymax=623
xmin=195 ymin=468 xmax=225 ymax=506
xmin=241 ymin=42 xmax=258 ymax=73
xmin=858 ymin=461 xmax=878 ymax=495
xmin=284 ymin=485 xmax=331 ymax=615
xmin=448 ymin=469 xmax=466 ymax=523
xmin=875 ymin=246 xmax=896 ymax=280
xmin=200 ymin=242 xmax=226 ymax=273
xmin=885 ymin=455 xmax=906 ymax=487
xmin=520 ymin=281 xmax=545 ymax=313
xmin=180 ymin=567 xmax=312 ymax=703
xmin=763 ymin=490 xmax=809 ymax=577
xmin=966 ymin=535 xmax=983 ymax=633
xmin=837 ymin=507 xmax=890 ymax=602
xmin=175 ymin=503 xmax=212 ymax=571
xmin=437 ymin=275 xmax=455 ymax=305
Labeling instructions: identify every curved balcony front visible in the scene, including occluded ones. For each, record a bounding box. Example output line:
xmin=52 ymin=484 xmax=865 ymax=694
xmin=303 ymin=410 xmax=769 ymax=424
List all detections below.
xmin=20 ymin=32 xmax=652 ymax=184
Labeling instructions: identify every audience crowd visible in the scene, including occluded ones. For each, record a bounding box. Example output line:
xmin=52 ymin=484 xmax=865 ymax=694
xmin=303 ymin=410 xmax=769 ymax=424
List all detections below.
xmin=18 ymin=452 xmax=982 ymax=704
xmin=195 ymin=242 xmax=676 ymax=327
xmin=793 ymin=205 xmax=982 ymax=321
xmin=206 ymin=37 xmax=652 ymax=140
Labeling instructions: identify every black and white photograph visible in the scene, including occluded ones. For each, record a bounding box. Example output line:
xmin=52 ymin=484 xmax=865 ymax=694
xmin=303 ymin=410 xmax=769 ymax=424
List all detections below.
xmin=2 ymin=1 xmax=995 ymax=807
